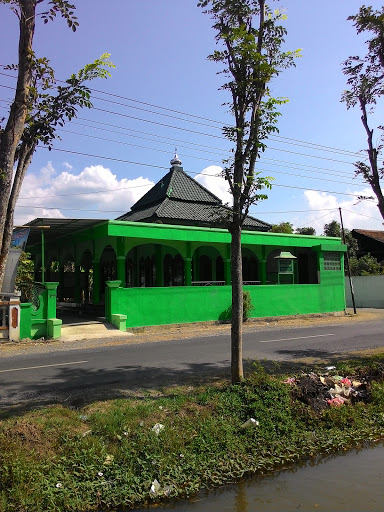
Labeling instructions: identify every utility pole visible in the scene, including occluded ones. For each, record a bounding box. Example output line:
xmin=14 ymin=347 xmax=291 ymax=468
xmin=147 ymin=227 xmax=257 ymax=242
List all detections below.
xmin=339 ymin=207 xmax=357 ymax=314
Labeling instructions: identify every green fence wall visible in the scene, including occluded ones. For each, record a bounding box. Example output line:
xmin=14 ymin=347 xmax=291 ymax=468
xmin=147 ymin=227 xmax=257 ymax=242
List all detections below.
xmin=110 ymin=275 xmax=345 ymax=328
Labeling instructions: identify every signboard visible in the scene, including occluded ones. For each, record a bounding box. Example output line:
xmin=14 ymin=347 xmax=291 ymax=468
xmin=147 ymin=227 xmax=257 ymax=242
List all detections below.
xmin=279 ymin=260 xmax=293 ymax=273
xmin=1 ymin=228 xmax=30 ymax=294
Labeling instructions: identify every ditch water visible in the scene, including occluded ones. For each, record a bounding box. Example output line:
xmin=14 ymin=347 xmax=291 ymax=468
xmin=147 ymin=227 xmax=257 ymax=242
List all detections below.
xmin=130 ymin=443 xmax=384 ymax=512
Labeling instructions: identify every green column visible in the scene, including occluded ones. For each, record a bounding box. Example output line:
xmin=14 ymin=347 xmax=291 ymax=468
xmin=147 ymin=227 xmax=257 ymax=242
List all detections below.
xmin=116 ymin=256 xmax=126 ymax=286
xmin=184 ymin=257 xmax=192 ymax=286
xmin=105 ymin=280 xmax=121 ymax=323
xmin=45 ymin=282 xmax=59 ymax=318
xmin=74 ymin=264 xmax=81 ymax=303
xmin=155 ymin=245 xmax=164 ymax=287
xmin=224 ymin=259 xmax=231 ymax=285
xmin=92 ymin=259 xmax=101 ymax=305
xmin=259 ymin=260 xmax=267 ymax=284
xmin=260 ymin=246 xmax=267 ymax=284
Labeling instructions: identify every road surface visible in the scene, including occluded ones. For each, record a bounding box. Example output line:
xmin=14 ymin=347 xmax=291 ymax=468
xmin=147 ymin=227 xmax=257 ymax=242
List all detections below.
xmin=1 ymin=319 xmax=383 ymax=408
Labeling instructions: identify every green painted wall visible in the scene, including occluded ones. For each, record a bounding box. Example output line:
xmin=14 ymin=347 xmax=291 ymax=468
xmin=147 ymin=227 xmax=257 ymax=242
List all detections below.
xmin=110 ymin=279 xmax=345 ymax=329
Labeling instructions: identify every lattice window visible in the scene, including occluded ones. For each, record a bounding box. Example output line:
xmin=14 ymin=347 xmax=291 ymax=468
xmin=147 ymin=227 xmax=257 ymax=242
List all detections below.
xmin=324 ymin=252 xmax=341 ymax=271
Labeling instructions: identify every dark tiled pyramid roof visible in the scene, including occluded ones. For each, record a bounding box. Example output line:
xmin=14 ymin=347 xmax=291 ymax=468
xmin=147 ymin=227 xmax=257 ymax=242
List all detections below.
xmin=117 ymin=165 xmax=270 ymax=231
xmin=131 ymin=167 xmax=221 ymax=211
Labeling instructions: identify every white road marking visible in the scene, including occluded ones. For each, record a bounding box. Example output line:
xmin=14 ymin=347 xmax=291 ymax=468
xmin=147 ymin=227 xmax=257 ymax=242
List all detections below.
xmin=0 ymin=360 xmax=88 ymax=373
xmin=258 ymin=334 xmax=335 ymax=343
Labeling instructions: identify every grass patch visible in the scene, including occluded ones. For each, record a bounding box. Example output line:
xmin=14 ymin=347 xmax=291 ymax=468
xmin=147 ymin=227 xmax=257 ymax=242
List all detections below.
xmin=1 ymin=356 xmax=384 ymax=511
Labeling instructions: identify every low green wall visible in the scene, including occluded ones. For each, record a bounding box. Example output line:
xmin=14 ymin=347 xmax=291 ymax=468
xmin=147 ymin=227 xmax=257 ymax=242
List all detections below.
xmin=110 ymin=276 xmax=346 ymax=328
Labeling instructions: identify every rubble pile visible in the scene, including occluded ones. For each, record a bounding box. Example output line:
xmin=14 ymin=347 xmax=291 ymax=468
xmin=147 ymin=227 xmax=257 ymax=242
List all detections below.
xmin=286 ymin=370 xmax=372 ymax=412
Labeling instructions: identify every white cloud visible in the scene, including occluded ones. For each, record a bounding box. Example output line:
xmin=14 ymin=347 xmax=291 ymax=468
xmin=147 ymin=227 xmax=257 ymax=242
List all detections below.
xmin=15 ymin=163 xmax=154 ymax=225
xmin=302 ymin=187 xmax=382 ymax=234
xmin=194 ymin=165 xmax=233 ymax=206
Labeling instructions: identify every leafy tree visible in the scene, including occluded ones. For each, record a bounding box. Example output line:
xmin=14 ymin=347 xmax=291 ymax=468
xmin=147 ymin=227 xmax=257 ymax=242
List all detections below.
xmin=296 ymin=226 xmax=316 ymax=235
xmin=0 ymin=0 xmax=113 ymax=292
xmin=349 ymin=253 xmax=384 ymax=276
xmin=271 ymin=221 xmax=294 ymax=234
xmin=15 ymin=251 xmax=34 ymax=300
xmin=199 ymin=0 xmax=299 ymax=383
xmin=323 ymin=220 xmax=358 ymax=258
xmin=341 ymin=6 xmax=384 ymax=219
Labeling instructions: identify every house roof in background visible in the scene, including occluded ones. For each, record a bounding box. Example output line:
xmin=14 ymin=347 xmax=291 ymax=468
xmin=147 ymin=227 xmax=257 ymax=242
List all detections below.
xmin=352 ymin=229 xmax=384 ymax=244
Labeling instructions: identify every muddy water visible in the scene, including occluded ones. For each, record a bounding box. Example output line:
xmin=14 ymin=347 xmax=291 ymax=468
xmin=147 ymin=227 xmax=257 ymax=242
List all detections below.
xmin=132 ymin=443 xmax=384 ymax=512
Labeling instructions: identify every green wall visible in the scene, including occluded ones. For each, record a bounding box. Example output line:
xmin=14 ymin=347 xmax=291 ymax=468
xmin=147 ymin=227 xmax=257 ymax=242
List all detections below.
xmin=110 ymin=278 xmax=345 ymax=328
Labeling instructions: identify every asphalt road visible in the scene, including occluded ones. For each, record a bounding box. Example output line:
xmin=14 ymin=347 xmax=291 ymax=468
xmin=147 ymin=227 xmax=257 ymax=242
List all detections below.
xmin=1 ymin=319 xmax=383 ymax=409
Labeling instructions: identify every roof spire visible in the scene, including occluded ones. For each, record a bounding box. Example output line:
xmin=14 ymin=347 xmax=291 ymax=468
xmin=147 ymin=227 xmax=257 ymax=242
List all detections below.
xmin=170 ymin=149 xmax=182 ymax=168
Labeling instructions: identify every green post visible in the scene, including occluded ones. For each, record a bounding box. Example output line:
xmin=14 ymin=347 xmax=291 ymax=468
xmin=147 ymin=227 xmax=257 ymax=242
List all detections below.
xmin=155 ymin=245 xmax=164 ymax=287
xmin=224 ymin=259 xmax=231 ymax=285
xmin=260 ymin=246 xmax=267 ymax=284
xmin=116 ymin=256 xmax=126 ymax=286
xmin=92 ymin=259 xmax=101 ymax=304
xmin=41 ymin=229 xmax=45 ymax=284
xmin=184 ymin=257 xmax=192 ymax=286
xmin=45 ymin=282 xmax=59 ymax=318
xmin=105 ymin=280 xmax=121 ymax=323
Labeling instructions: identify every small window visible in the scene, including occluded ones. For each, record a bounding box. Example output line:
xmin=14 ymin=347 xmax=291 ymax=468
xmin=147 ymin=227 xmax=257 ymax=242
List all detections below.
xmin=324 ymin=252 xmax=341 ymax=271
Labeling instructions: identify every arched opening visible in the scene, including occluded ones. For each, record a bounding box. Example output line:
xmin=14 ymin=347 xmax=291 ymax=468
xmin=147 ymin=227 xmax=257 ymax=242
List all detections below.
xmin=216 ymin=256 xmax=224 ymax=282
xmin=192 ymin=246 xmax=223 ymax=285
xmin=242 ymin=248 xmax=259 ymax=283
xmin=100 ymin=246 xmax=116 ymax=300
xmin=62 ymin=254 xmax=75 ymax=301
xmin=199 ymin=255 xmax=212 ymax=281
xmin=80 ymin=250 xmax=93 ymax=303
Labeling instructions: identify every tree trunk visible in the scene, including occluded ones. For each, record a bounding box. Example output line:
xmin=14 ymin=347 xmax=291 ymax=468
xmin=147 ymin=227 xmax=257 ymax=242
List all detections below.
xmin=0 ymin=0 xmax=36 ymax=291
xmin=230 ymin=221 xmax=244 ymax=384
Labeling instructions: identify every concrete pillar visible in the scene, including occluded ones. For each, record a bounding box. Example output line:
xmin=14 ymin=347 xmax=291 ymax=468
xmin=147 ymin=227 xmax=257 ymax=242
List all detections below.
xmin=116 ymin=256 xmax=126 ymax=287
xmin=105 ymin=280 xmax=121 ymax=323
xmin=155 ymin=245 xmax=164 ymax=287
xmin=44 ymin=282 xmax=59 ymax=319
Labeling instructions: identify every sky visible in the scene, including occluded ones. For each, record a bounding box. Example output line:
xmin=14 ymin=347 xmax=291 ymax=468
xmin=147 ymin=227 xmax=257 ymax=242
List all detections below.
xmin=1 ymin=0 xmax=384 ymax=235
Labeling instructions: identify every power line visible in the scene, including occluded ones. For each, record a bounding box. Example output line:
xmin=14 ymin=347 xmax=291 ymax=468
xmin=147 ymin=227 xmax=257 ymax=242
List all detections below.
xmin=0 ymin=71 xmax=362 ymax=157
xmin=60 ymin=128 xmax=365 ymax=187
xmin=35 ymin=146 xmax=363 ymax=198
xmin=71 ymin=118 xmax=358 ymax=178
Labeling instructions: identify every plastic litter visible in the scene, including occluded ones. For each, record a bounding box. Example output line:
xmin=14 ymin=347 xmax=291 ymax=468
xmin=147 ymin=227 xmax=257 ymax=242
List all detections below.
xmin=152 ymin=423 xmax=165 ymax=435
xmin=283 ymin=377 xmax=296 ymax=385
xmin=325 ymin=366 xmax=336 ymax=370
xmin=149 ymin=479 xmax=161 ymax=497
xmin=240 ymin=418 xmax=259 ymax=429
xmin=149 ymin=479 xmax=172 ymax=497
xmin=327 ymin=396 xmax=346 ymax=407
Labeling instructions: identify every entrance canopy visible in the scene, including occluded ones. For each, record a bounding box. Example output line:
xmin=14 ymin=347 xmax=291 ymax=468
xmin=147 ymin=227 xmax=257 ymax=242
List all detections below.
xmin=24 ymin=218 xmax=108 ymax=250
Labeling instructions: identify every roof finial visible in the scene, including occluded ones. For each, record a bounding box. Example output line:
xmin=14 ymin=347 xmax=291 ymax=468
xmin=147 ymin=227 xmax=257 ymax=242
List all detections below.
xmin=170 ymin=149 xmax=182 ymax=168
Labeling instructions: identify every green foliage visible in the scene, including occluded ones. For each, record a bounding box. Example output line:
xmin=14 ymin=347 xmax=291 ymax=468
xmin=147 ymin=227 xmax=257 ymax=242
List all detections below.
xmin=296 ymin=226 xmax=316 ymax=235
xmin=1 ymin=362 xmax=384 ymax=511
xmin=323 ymin=220 xmax=358 ymax=257
xmin=15 ymin=251 xmax=34 ymax=290
xmin=341 ymin=5 xmax=384 ymax=219
xmin=271 ymin=221 xmax=294 ymax=233
xmin=242 ymin=290 xmax=254 ymax=321
xmin=199 ymin=0 xmax=300 ymax=225
xmin=349 ymin=253 xmax=384 ymax=276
